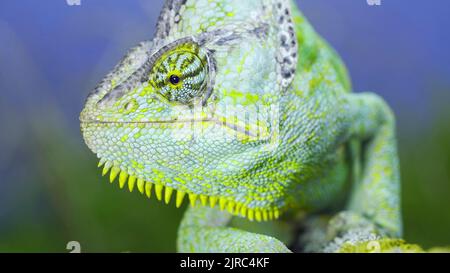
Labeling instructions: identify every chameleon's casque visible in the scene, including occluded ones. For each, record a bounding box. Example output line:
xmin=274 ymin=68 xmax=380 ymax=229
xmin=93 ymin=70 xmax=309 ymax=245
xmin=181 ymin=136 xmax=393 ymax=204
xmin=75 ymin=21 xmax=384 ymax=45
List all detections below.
xmin=80 ymin=0 xmax=402 ymax=252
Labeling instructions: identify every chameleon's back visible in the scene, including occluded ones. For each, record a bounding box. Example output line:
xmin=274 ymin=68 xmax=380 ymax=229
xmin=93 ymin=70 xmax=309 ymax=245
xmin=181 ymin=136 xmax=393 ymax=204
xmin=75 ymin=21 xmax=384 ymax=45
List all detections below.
xmin=290 ymin=1 xmax=352 ymax=93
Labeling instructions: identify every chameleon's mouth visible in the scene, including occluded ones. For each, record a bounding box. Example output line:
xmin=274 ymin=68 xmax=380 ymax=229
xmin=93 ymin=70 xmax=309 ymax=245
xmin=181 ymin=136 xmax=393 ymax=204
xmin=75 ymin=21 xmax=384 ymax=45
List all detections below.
xmin=98 ymin=158 xmax=281 ymax=222
xmin=80 ymin=116 xmax=270 ymax=142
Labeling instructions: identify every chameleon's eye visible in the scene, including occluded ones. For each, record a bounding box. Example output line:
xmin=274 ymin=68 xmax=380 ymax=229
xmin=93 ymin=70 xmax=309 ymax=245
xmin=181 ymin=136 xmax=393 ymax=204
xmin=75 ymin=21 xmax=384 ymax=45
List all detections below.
xmin=169 ymin=74 xmax=181 ymax=85
xmin=149 ymin=42 xmax=210 ymax=104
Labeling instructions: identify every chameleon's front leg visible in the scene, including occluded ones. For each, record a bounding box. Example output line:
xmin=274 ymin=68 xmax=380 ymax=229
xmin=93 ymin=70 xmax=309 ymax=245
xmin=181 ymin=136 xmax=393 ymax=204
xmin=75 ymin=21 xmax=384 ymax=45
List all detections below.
xmin=300 ymin=93 xmax=402 ymax=252
xmin=344 ymin=92 xmax=402 ymax=238
xmin=177 ymin=206 xmax=291 ymax=253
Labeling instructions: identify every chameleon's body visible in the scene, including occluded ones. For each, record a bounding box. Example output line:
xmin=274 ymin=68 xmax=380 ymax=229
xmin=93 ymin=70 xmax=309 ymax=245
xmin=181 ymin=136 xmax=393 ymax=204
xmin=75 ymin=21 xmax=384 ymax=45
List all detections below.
xmin=80 ymin=0 xmax=401 ymax=252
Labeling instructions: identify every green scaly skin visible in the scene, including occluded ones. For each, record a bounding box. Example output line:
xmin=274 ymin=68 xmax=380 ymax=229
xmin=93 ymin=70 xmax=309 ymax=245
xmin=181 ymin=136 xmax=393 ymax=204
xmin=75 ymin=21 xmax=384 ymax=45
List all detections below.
xmin=80 ymin=0 xmax=402 ymax=252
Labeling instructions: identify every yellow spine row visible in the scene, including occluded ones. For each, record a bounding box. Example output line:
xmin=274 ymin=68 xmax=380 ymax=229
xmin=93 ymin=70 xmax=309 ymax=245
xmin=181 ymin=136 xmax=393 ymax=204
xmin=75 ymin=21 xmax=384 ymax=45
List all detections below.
xmin=100 ymin=160 xmax=280 ymax=221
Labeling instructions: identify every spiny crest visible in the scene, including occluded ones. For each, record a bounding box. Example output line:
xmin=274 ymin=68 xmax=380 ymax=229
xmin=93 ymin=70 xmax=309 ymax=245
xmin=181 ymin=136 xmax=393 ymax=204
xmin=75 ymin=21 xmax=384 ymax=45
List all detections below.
xmin=149 ymin=42 xmax=209 ymax=105
xmin=98 ymin=159 xmax=281 ymax=222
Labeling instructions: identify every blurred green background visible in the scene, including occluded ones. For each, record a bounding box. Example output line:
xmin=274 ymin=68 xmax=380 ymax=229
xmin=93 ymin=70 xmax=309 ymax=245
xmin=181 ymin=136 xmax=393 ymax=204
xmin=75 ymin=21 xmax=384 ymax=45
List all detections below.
xmin=0 ymin=0 xmax=449 ymax=252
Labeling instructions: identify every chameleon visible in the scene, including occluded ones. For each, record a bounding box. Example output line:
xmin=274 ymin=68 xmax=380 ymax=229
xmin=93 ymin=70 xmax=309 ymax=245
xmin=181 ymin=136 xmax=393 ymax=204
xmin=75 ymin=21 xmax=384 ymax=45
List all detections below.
xmin=80 ymin=0 xmax=402 ymax=252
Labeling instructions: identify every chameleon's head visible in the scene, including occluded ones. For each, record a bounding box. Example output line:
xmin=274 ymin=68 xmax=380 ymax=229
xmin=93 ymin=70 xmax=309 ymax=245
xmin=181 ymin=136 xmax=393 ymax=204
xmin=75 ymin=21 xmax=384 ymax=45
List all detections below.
xmin=80 ymin=0 xmax=298 ymax=221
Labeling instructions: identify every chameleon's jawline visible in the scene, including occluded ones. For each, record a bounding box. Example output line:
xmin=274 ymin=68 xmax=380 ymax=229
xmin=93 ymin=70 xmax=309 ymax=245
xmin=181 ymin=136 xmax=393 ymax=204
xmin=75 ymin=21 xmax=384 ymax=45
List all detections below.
xmin=96 ymin=159 xmax=281 ymax=222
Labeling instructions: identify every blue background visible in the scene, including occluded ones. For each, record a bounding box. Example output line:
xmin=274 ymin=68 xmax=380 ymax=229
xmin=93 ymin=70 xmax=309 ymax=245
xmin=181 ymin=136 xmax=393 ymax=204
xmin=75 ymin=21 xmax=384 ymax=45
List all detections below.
xmin=0 ymin=0 xmax=449 ymax=252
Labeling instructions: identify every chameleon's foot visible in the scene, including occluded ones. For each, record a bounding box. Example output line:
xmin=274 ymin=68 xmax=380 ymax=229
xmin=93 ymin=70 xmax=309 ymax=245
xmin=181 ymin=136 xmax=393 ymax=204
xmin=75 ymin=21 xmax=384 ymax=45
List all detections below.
xmin=298 ymin=211 xmax=389 ymax=252
xmin=297 ymin=211 xmax=450 ymax=253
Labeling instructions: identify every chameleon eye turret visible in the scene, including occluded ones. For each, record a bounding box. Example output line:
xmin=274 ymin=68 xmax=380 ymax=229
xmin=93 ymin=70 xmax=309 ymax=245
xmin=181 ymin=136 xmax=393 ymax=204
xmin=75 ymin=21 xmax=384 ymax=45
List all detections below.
xmin=148 ymin=42 xmax=210 ymax=104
